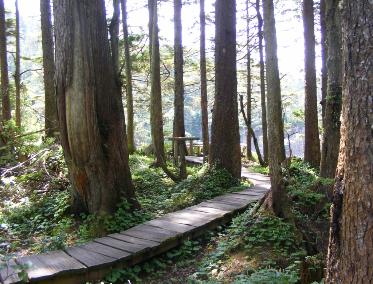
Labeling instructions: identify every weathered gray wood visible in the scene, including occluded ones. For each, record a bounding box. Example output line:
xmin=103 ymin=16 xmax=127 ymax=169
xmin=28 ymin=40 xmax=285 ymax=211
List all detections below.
xmin=109 ymin=233 xmax=160 ymax=247
xmin=94 ymin=237 xmax=147 ymax=254
xmin=186 ymin=205 xmax=231 ymax=216
xmin=79 ymin=242 xmax=130 ymax=260
xmin=121 ymin=224 xmax=179 ymax=242
xmin=64 ymin=246 xmax=116 ymax=268
xmin=198 ymin=201 xmax=241 ymax=211
xmin=16 ymin=251 xmax=86 ymax=281
xmin=0 ymin=259 xmax=22 ymax=284
xmin=144 ymin=219 xmax=195 ymax=234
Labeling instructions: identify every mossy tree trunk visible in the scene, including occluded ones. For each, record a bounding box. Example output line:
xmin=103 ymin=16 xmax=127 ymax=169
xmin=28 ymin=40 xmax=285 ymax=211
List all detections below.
xmin=54 ymin=0 xmax=138 ymax=214
xmin=120 ymin=0 xmax=136 ymax=154
xmin=303 ymin=0 xmax=321 ymax=168
xmin=262 ymin=0 xmax=287 ymax=218
xmin=15 ymin=0 xmax=21 ymax=127
xmin=40 ymin=0 xmax=58 ymax=137
xmin=209 ymin=0 xmax=241 ymax=179
xmin=326 ymin=0 xmax=373 ymax=281
xmin=319 ymin=0 xmax=342 ymax=178
xmin=0 ymin=0 xmax=10 ymax=122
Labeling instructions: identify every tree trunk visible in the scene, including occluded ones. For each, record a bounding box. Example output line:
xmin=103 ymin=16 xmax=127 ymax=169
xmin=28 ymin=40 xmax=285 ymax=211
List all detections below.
xmin=255 ymin=0 xmax=268 ymax=164
xmin=54 ymin=0 xmax=138 ymax=214
xmin=199 ymin=0 xmax=209 ymax=161
xmin=40 ymin=0 xmax=58 ymax=137
xmin=320 ymin=0 xmax=327 ymax=126
xmin=15 ymin=0 xmax=21 ymax=127
xmin=149 ymin=0 xmax=166 ymax=165
xmin=209 ymin=0 xmax=241 ymax=179
xmin=0 ymin=0 xmax=10 ymax=121
xmin=120 ymin=0 xmax=136 ymax=154
xmin=148 ymin=0 xmax=153 ymax=61
xmin=173 ymin=0 xmax=186 ymax=178
xmin=303 ymin=0 xmax=320 ymax=168
xmin=319 ymin=0 xmax=342 ymax=178
xmin=246 ymin=0 xmax=253 ymax=161
xmin=262 ymin=0 xmax=287 ymax=218
xmin=326 ymin=1 xmax=373 ymax=282
xmin=109 ymin=0 xmax=120 ymax=79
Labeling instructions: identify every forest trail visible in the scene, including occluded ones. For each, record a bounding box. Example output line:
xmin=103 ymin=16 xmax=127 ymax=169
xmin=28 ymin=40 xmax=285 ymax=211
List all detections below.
xmin=1 ymin=160 xmax=270 ymax=284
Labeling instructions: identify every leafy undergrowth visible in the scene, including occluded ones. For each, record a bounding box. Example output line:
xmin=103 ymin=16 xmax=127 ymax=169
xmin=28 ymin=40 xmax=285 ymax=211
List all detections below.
xmin=98 ymin=159 xmax=332 ymax=283
xmin=0 ymin=142 xmax=247 ymax=257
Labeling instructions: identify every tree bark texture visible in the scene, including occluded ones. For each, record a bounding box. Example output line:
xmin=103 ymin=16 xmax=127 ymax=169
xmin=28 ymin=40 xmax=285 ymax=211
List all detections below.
xmin=121 ymin=0 xmax=136 ymax=153
xmin=15 ymin=0 xmax=21 ymax=127
xmin=173 ymin=0 xmax=186 ymax=178
xmin=209 ymin=0 xmax=241 ymax=179
xmin=199 ymin=0 xmax=209 ymax=160
xmin=246 ymin=0 xmax=253 ymax=161
xmin=0 ymin=0 xmax=10 ymax=121
xmin=54 ymin=0 xmax=138 ymax=214
xmin=256 ymin=0 xmax=268 ymax=164
xmin=320 ymin=0 xmax=342 ymax=178
xmin=320 ymin=0 xmax=328 ymax=125
xmin=326 ymin=0 xmax=373 ymax=282
xmin=262 ymin=0 xmax=286 ymax=217
xmin=40 ymin=0 xmax=58 ymax=137
xmin=149 ymin=0 xmax=166 ymax=165
xmin=303 ymin=0 xmax=321 ymax=168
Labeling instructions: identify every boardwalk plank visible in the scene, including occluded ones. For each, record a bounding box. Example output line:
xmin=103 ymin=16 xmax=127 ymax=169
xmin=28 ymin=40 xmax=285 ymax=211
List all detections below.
xmin=109 ymin=233 xmax=160 ymax=247
xmin=144 ymin=219 xmax=195 ymax=234
xmin=94 ymin=237 xmax=147 ymax=254
xmin=121 ymin=225 xmax=179 ymax=242
xmin=198 ymin=201 xmax=241 ymax=211
xmin=16 ymin=251 xmax=86 ymax=281
xmin=65 ymin=246 xmax=116 ymax=268
xmin=79 ymin=242 xmax=130 ymax=260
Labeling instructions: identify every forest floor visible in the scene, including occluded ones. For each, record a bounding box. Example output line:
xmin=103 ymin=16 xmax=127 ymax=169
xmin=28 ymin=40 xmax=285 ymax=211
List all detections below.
xmin=0 ymin=139 xmax=334 ymax=283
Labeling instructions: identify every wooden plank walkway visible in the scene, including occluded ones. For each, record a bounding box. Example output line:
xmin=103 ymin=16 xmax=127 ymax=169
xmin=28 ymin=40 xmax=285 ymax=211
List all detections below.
xmin=1 ymin=157 xmax=270 ymax=284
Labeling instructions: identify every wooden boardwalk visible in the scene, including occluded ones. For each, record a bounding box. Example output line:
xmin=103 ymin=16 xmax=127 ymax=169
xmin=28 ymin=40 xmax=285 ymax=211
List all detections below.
xmin=1 ymin=157 xmax=270 ymax=284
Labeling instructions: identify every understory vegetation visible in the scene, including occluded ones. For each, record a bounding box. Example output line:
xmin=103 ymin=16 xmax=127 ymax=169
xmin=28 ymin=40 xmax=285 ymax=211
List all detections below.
xmin=0 ymin=138 xmax=246 ymax=258
xmin=98 ymin=158 xmax=333 ymax=283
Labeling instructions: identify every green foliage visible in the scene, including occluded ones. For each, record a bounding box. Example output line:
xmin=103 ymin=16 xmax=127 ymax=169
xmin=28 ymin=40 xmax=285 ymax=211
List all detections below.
xmin=248 ymin=164 xmax=269 ymax=175
xmin=0 ymin=120 xmax=38 ymax=165
xmin=233 ymin=267 xmax=299 ymax=284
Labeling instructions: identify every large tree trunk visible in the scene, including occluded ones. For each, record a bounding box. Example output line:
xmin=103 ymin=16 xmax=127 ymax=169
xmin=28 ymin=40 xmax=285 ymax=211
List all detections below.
xmin=40 ymin=0 xmax=58 ymax=137
xmin=303 ymin=0 xmax=320 ymax=168
xmin=15 ymin=0 xmax=21 ymax=127
xmin=245 ymin=0 xmax=253 ymax=161
xmin=209 ymin=0 xmax=241 ymax=179
xmin=320 ymin=0 xmax=327 ymax=126
xmin=173 ymin=0 xmax=186 ymax=178
xmin=149 ymin=0 xmax=166 ymax=165
xmin=54 ymin=0 xmax=138 ymax=215
xmin=326 ymin=0 xmax=373 ymax=282
xmin=319 ymin=0 xmax=342 ymax=178
xmin=262 ymin=0 xmax=287 ymax=218
xmin=255 ymin=0 xmax=268 ymax=164
xmin=0 ymin=0 xmax=10 ymax=121
xmin=121 ymin=0 xmax=136 ymax=154
xmin=199 ymin=0 xmax=209 ymax=160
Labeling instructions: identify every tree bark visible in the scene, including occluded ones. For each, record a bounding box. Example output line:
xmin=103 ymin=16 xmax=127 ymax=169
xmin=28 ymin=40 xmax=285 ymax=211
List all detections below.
xmin=246 ymin=0 xmax=253 ymax=161
xmin=262 ymin=0 xmax=287 ymax=218
xmin=319 ymin=0 xmax=342 ymax=178
xmin=40 ymin=0 xmax=58 ymax=137
xmin=199 ymin=0 xmax=209 ymax=161
xmin=173 ymin=0 xmax=186 ymax=179
xmin=256 ymin=0 xmax=268 ymax=164
xmin=320 ymin=0 xmax=327 ymax=126
xmin=54 ymin=0 xmax=138 ymax=214
xmin=120 ymin=0 xmax=136 ymax=154
xmin=209 ymin=0 xmax=241 ymax=179
xmin=326 ymin=1 xmax=373 ymax=282
xmin=303 ymin=0 xmax=320 ymax=168
xmin=15 ymin=0 xmax=21 ymax=127
xmin=0 ymin=0 xmax=10 ymax=121
xmin=149 ymin=0 xmax=166 ymax=165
